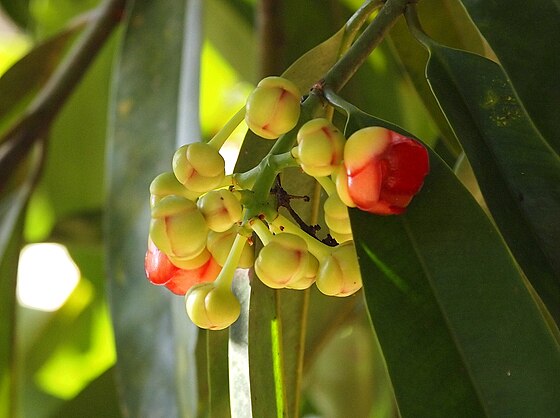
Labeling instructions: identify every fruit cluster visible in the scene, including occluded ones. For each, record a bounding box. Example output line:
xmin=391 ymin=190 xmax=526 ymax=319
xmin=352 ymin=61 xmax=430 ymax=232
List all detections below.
xmin=144 ymin=76 xmax=429 ymax=330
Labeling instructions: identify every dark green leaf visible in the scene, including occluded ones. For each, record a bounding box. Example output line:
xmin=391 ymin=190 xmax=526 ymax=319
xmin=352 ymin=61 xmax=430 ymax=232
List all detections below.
xmin=343 ymin=109 xmax=560 ymax=417
xmin=0 ymin=0 xmax=30 ymax=29
xmin=207 ymin=329 xmax=231 ymax=417
xmin=422 ymin=42 xmax=560 ymax=323
xmin=459 ymin=0 xmax=560 ymax=151
xmin=105 ymin=1 xmax=200 ymax=416
xmin=388 ymin=0 xmax=486 ymax=157
xmin=52 ymin=367 xmax=122 ymax=418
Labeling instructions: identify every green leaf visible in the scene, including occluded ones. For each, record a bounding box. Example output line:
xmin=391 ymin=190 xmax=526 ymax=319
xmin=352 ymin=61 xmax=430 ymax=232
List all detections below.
xmin=418 ymin=40 xmax=560 ymax=324
xmin=105 ymin=1 xmax=200 ymax=416
xmin=0 ymin=147 xmax=40 ymax=418
xmin=388 ymin=0 xmax=486 ymax=157
xmin=0 ymin=21 xmax=84 ymax=138
xmin=52 ymin=367 xmax=122 ymax=418
xmin=459 ymin=0 xmax=560 ymax=152
xmin=207 ymin=329 xmax=231 ymax=417
xmin=343 ymin=109 xmax=560 ymax=417
xmin=0 ymin=194 xmax=26 ymax=418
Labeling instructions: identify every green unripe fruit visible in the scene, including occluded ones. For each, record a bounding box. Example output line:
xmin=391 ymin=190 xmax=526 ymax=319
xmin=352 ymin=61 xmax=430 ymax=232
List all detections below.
xmin=197 ymin=189 xmax=243 ymax=232
xmin=245 ymin=76 xmax=301 ymax=139
xmin=254 ymin=233 xmax=310 ymax=289
xmin=286 ymin=253 xmax=319 ymax=290
xmin=292 ymin=118 xmax=345 ymax=177
xmin=207 ymin=228 xmax=254 ymax=269
xmin=149 ymin=172 xmax=200 ymax=206
xmin=172 ymin=143 xmax=225 ymax=193
xmin=185 ymin=283 xmax=241 ymax=330
xmin=150 ymin=195 xmax=208 ymax=260
xmin=316 ymin=242 xmax=362 ymax=297
xmin=324 ymin=195 xmax=352 ymax=237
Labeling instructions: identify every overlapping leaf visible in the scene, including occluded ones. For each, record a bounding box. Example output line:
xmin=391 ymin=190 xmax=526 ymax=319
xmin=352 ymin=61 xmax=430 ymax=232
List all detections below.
xmin=414 ymin=33 xmax=560 ymax=323
xmin=341 ymin=108 xmax=560 ymax=417
xmin=459 ymin=0 xmax=560 ymax=151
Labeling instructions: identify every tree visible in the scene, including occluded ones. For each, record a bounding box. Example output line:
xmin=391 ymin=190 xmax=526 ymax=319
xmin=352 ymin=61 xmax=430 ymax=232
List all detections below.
xmin=1 ymin=0 xmax=559 ymax=417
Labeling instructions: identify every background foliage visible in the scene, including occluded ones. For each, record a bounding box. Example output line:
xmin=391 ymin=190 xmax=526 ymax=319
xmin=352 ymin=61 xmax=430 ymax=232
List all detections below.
xmin=0 ymin=0 xmax=558 ymax=417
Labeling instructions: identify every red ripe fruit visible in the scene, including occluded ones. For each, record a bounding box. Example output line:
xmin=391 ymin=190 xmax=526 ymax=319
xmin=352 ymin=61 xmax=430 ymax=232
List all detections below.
xmin=145 ymin=239 xmax=221 ymax=295
xmin=164 ymin=257 xmax=221 ymax=295
xmin=343 ymin=127 xmax=429 ymax=215
xmin=145 ymin=239 xmax=179 ymax=285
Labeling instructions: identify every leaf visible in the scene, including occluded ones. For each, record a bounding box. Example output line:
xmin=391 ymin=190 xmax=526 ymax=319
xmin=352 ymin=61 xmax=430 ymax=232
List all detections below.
xmin=105 ymin=1 xmax=200 ymax=416
xmin=0 ymin=20 xmax=84 ymax=138
xmin=419 ymin=40 xmax=560 ymax=324
xmin=459 ymin=0 xmax=560 ymax=152
xmin=387 ymin=0 xmax=487 ymax=157
xmin=52 ymin=367 xmax=122 ymax=418
xmin=0 ymin=147 xmax=40 ymax=418
xmin=343 ymin=109 xmax=560 ymax=417
xmin=207 ymin=329 xmax=231 ymax=417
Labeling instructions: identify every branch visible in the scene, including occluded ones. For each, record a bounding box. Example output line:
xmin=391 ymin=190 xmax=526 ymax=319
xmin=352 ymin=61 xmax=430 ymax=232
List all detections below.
xmin=0 ymin=0 xmax=126 ymax=189
xmin=324 ymin=0 xmax=415 ymax=93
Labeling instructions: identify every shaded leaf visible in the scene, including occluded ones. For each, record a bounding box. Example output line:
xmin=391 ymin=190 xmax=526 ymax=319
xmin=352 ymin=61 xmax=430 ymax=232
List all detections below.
xmin=0 ymin=145 xmax=41 ymax=418
xmin=105 ymin=1 xmax=200 ymax=416
xmin=420 ymin=39 xmax=560 ymax=323
xmin=342 ymin=108 xmax=560 ymax=417
xmin=459 ymin=0 xmax=560 ymax=151
xmin=52 ymin=367 xmax=122 ymax=418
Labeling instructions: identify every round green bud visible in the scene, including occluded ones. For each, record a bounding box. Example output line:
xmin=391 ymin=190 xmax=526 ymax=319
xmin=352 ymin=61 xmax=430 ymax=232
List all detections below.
xmin=245 ymin=76 xmax=301 ymax=140
xmin=286 ymin=253 xmax=319 ymax=290
xmin=172 ymin=143 xmax=225 ymax=193
xmin=292 ymin=118 xmax=345 ymax=177
xmin=197 ymin=189 xmax=243 ymax=232
xmin=185 ymin=283 xmax=241 ymax=330
xmin=149 ymin=172 xmax=200 ymax=206
xmin=324 ymin=195 xmax=352 ymax=236
xmin=150 ymin=195 xmax=208 ymax=260
xmin=254 ymin=233 xmax=310 ymax=289
xmin=207 ymin=228 xmax=254 ymax=269
xmin=316 ymin=242 xmax=362 ymax=297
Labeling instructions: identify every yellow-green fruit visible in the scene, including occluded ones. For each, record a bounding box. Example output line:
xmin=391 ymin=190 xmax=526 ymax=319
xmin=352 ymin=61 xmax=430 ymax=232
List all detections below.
xmin=150 ymin=195 xmax=208 ymax=260
xmin=185 ymin=283 xmax=241 ymax=330
xmin=207 ymin=228 xmax=254 ymax=269
xmin=254 ymin=233 xmax=310 ymax=289
xmin=324 ymin=194 xmax=352 ymax=241
xmin=333 ymin=165 xmax=356 ymax=208
xmin=316 ymin=242 xmax=362 ymax=297
xmin=149 ymin=172 xmax=200 ymax=206
xmin=168 ymin=248 xmax=211 ymax=270
xmin=172 ymin=143 xmax=225 ymax=193
xmin=245 ymin=76 xmax=301 ymax=139
xmin=292 ymin=118 xmax=345 ymax=177
xmin=197 ymin=189 xmax=243 ymax=232
xmin=286 ymin=253 xmax=319 ymax=290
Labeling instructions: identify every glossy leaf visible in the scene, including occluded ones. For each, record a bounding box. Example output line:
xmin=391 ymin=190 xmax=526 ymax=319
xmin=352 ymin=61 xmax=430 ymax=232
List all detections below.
xmin=459 ymin=0 xmax=560 ymax=151
xmin=388 ymin=0 xmax=486 ymax=157
xmin=419 ymin=39 xmax=560 ymax=323
xmin=342 ymin=108 xmax=560 ymax=417
xmin=105 ymin=1 xmax=200 ymax=416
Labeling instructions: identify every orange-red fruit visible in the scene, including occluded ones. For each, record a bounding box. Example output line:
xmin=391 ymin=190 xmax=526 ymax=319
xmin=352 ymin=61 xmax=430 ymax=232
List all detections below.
xmin=343 ymin=127 xmax=429 ymax=215
xmin=144 ymin=239 xmax=221 ymax=295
